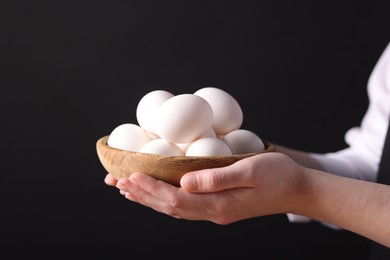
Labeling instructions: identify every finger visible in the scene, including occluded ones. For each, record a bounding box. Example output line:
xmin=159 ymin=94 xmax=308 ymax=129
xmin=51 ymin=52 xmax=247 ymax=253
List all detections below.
xmin=180 ymin=160 xmax=252 ymax=192
xmin=116 ymin=175 xmax=204 ymax=220
xmin=129 ymin=172 xmax=216 ymax=210
xmin=116 ymin=177 xmax=151 ymax=204
xmin=123 ymin=173 xmax=221 ymax=221
xmin=104 ymin=173 xmax=118 ymax=186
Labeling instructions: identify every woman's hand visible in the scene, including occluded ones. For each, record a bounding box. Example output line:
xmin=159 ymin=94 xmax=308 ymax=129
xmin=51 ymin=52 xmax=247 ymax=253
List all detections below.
xmin=112 ymin=152 xmax=306 ymax=224
xmin=104 ymin=151 xmax=390 ymax=247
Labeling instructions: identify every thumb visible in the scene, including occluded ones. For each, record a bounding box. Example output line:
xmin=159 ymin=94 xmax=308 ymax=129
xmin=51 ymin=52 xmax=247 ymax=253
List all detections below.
xmin=180 ymin=165 xmax=248 ymax=192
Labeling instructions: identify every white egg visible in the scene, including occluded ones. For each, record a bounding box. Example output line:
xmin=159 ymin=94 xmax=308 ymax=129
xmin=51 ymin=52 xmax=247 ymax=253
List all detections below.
xmin=139 ymin=139 xmax=184 ymax=156
xmin=185 ymin=137 xmax=232 ymax=156
xmin=175 ymin=142 xmax=192 ymax=153
xmin=176 ymin=128 xmax=217 ymax=153
xmin=175 ymin=128 xmax=217 ymax=153
xmin=200 ymin=127 xmax=217 ymax=138
xmin=145 ymin=131 xmax=160 ymax=140
xmin=107 ymin=123 xmax=150 ymax=152
xmin=222 ymin=129 xmax=265 ymax=154
xmin=136 ymin=90 xmax=174 ymax=135
xmin=171 ymin=116 xmax=217 ymax=153
xmin=194 ymin=87 xmax=243 ymax=135
xmin=154 ymin=94 xmax=214 ymax=143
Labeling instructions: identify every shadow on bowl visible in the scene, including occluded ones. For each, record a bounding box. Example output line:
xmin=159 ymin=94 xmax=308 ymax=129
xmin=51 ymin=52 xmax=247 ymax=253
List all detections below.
xmin=96 ymin=135 xmax=274 ymax=187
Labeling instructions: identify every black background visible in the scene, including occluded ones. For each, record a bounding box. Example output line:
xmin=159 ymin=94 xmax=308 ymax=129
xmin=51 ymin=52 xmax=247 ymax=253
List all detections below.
xmin=2 ymin=1 xmax=390 ymax=259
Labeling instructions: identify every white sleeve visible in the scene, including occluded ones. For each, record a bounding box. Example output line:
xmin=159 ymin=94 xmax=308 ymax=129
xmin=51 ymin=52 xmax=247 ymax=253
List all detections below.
xmin=287 ymin=42 xmax=390 ymax=227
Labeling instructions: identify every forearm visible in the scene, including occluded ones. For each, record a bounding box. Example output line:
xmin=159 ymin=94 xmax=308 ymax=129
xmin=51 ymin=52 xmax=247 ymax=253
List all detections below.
xmin=293 ymin=168 xmax=390 ymax=248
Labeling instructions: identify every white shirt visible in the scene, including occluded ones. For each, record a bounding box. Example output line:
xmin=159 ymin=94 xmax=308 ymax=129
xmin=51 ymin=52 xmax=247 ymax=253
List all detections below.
xmin=287 ymin=42 xmax=390 ymax=227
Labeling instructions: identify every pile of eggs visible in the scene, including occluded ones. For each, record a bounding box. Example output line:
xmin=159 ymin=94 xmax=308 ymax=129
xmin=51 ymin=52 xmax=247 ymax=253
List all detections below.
xmin=107 ymin=87 xmax=265 ymax=156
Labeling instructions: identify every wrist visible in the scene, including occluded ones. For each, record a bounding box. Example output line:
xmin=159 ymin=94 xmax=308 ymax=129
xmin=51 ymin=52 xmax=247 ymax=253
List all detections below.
xmin=284 ymin=166 xmax=316 ymax=216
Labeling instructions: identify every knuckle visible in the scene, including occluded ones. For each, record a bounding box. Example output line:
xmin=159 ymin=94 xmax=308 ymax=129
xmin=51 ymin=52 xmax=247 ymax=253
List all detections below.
xmin=162 ymin=205 xmax=177 ymax=216
xmin=206 ymin=170 xmax=224 ymax=189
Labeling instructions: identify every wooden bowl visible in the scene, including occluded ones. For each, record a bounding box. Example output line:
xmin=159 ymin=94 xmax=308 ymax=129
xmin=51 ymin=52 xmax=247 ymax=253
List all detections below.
xmin=96 ymin=135 xmax=274 ymax=187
